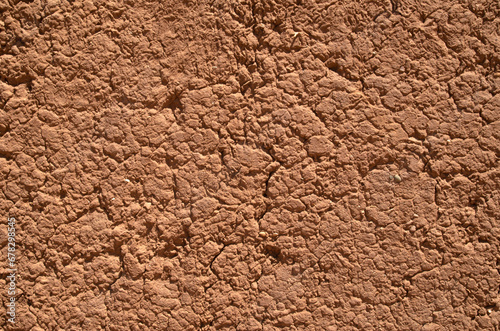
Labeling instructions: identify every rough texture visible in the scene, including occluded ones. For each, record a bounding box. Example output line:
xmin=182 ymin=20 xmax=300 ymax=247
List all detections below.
xmin=1 ymin=0 xmax=499 ymax=330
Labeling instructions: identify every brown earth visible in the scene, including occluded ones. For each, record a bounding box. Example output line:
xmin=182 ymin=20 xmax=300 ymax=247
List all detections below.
xmin=0 ymin=0 xmax=499 ymax=330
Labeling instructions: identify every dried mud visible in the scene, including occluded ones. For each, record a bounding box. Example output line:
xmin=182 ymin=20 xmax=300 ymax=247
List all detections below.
xmin=1 ymin=0 xmax=499 ymax=330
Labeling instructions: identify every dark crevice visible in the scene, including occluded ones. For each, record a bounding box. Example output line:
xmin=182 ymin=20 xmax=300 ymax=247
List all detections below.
xmin=262 ymin=244 xmax=281 ymax=264
xmin=390 ymin=0 xmax=401 ymax=15
xmin=263 ymin=166 xmax=278 ymax=199
xmin=208 ymin=244 xmax=226 ymax=281
xmin=166 ymin=96 xmax=182 ymax=123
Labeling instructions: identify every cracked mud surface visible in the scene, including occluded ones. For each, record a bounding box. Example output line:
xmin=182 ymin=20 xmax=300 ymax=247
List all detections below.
xmin=1 ymin=0 xmax=499 ymax=330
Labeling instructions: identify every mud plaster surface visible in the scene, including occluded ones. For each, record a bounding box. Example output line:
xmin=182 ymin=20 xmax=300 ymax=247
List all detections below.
xmin=0 ymin=0 xmax=500 ymax=330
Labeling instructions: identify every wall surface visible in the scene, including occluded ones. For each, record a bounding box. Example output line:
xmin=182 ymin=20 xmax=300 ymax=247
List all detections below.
xmin=0 ymin=0 xmax=499 ymax=329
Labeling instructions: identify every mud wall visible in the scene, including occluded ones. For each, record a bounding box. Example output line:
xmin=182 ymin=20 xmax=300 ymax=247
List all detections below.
xmin=0 ymin=0 xmax=499 ymax=329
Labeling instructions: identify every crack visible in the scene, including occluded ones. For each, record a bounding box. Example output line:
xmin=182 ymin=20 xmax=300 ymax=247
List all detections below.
xmin=422 ymin=154 xmax=432 ymax=174
xmin=104 ymin=240 xmax=129 ymax=323
xmin=205 ymin=243 xmax=232 ymax=293
xmin=172 ymin=171 xmax=179 ymax=200
xmin=389 ymin=0 xmax=401 ymax=16
xmin=218 ymin=145 xmax=239 ymax=177
xmin=263 ymin=165 xmax=278 ymax=199
xmin=208 ymin=243 xmax=226 ymax=281
xmin=434 ymin=188 xmax=444 ymax=229
xmin=255 ymin=161 xmax=280 ymax=226
xmin=95 ymin=184 xmax=114 ymax=222
xmin=131 ymin=276 xmax=146 ymax=305
xmin=403 ymin=259 xmax=449 ymax=292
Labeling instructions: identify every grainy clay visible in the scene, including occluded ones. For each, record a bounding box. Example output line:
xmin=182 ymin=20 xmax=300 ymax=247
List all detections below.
xmin=0 ymin=0 xmax=499 ymax=330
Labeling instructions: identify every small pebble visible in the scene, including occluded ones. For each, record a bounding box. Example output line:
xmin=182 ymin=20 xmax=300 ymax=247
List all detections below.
xmin=259 ymin=231 xmax=268 ymax=238
xmin=394 ymin=174 xmax=402 ymax=182
xmin=125 ymin=179 xmax=130 ymax=182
